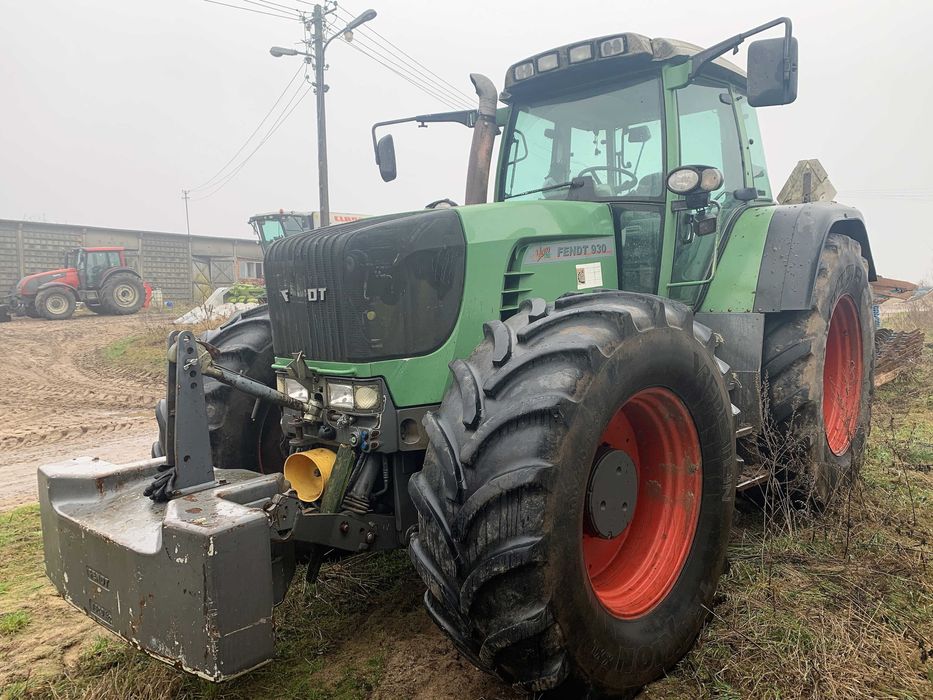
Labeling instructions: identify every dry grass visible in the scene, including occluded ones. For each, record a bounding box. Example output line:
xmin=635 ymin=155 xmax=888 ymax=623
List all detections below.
xmin=96 ymin=312 xmax=226 ymax=381
xmin=649 ymin=343 xmax=933 ymax=699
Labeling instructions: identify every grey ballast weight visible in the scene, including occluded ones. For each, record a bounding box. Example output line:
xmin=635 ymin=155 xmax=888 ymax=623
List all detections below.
xmin=38 ymin=455 xmax=288 ymax=680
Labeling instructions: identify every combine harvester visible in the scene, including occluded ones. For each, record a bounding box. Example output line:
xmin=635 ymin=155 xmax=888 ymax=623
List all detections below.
xmin=37 ymin=17 xmax=900 ymax=696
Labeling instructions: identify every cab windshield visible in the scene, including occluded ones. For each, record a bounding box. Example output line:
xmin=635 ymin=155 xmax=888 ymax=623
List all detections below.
xmin=500 ymin=77 xmax=664 ymax=201
xmin=251 ymin=214 xmax=311 ymax=245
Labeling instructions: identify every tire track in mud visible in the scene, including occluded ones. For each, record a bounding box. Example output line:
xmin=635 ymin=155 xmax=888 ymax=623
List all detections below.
xmin=1 ymin=313 xmax=167 ymax=465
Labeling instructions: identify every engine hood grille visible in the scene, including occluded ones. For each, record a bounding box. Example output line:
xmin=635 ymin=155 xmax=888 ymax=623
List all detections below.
xmin=265 ymin=209 xmax=466 ymax=363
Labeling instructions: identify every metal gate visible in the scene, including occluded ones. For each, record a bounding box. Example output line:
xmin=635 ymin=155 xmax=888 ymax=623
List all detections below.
xmin=192 ymin=257 xmax=213 ymax=301
xmin=210 ymin=258 xmax=235 ymax=286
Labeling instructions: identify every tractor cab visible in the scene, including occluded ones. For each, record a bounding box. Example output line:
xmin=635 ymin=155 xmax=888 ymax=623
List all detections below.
xmin=248 ymin=211 xmax=314 ymax=251
xmin=67 ymin=247 xmax=128 ymax=289
xmin=373 ymin=19 xmax=797 ymax=308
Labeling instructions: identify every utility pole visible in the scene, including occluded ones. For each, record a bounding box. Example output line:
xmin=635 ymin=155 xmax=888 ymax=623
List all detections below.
xmin=311 ymin=4 xmax=330 ymax=227
xmin=182 ymin=189 xmax=191 ymax=237
xmin=182 ymin=188 xmax=193 ymax=300
xmin=270 ymin=6 xmax=375 ymax=228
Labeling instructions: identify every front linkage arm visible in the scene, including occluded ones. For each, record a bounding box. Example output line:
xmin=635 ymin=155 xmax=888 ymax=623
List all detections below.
xmin=145 ymin=331 xmax=318 ymax=501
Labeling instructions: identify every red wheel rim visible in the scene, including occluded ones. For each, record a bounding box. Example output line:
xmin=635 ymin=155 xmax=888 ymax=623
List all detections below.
xmin=822 ymin=294 xmax=863 ymax=455
xmin=582 ymin=387 xmax=702 ymax=619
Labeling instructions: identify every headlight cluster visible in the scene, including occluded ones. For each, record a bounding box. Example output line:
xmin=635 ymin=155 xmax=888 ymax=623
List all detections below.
xmin=326 ymin=381 xmax=382 ymax=412
xmin=666 ymin=166 xmax=724 ymax=195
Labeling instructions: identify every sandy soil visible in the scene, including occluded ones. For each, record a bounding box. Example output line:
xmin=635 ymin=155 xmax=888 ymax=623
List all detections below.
xmin=1 ymin=312 xmax=164 ymax=508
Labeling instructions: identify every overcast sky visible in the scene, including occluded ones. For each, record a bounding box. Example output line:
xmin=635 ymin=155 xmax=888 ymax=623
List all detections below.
xmin=2 ymin=0 xmax=931 ymax=281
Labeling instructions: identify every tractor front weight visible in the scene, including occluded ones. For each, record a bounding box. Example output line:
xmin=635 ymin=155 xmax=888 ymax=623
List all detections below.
xmin=38 ymin=331 xmax=401 ymax=679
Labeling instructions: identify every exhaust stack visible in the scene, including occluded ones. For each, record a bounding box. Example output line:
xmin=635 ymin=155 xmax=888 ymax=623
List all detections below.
xmin=464 ymin=73 xmax=498 ymax=205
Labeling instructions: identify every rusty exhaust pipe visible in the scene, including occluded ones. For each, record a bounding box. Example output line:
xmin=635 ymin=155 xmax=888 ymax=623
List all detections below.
xmin=464 ymin=73 xmax=498 ymax=206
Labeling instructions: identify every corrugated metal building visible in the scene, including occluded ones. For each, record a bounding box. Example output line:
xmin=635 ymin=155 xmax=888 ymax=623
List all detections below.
xmin=0 ymin=219 xmax=263 ymax=303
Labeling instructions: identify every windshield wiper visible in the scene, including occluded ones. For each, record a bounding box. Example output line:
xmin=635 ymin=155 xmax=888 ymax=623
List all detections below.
xmin=504 ymin=177 xmax=585 ymax=200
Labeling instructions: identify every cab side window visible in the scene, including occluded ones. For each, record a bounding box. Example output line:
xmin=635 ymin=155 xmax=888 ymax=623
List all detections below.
xmin=670 ymin=82 xmax=744 ymax=305
xmin=736 ymin=96 xmax=773 ymax=199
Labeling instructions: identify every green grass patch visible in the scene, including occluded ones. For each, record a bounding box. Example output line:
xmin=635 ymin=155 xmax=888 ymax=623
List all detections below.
xmin=0 ymin=505 xmax=45 ymax=609
xmin=0 ymin=610 xmax=30 ymax=636
xmin=99 ymin=330 xmax=167 ymax=380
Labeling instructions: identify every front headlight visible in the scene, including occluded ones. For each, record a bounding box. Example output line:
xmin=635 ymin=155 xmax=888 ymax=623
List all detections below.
xmin=327 ymin=382 xmax=354 ymax=410
xmin=277 ymin=376 xmax=309 ymax=402
xmin=325 ymin=380 xmax=382 ymax=411
xmin=353 ymin=383 xmax=381 ymax=410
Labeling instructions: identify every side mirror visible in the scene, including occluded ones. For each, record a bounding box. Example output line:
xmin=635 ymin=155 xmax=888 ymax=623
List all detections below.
xmin=747 ymin=36 xmax=798 ymax=107
xmin=375 ymin=134 xmax=397 ymax=182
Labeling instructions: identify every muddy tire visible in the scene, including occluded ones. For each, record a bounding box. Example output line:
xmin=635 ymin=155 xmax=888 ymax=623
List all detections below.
xmin=99 ymin=273 xmax=145 ymax=315
xmin=153 ymin=305 xmax=285 ymax=473
xmin=409 ymin=293 xmax=737 ymax=695
xmin=762 ymin=234 xmax=874 ymax=504
xmin=35 ymin=287 xmax=76 ymax=320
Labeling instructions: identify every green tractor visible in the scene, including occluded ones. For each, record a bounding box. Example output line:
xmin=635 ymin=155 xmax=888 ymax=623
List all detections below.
xmin=39 ymin=17 xmax=875 ymax=696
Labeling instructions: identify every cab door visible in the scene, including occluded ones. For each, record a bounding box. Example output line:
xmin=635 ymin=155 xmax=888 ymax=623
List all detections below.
xmin=667 ymin=80 xmax=746 ymax=306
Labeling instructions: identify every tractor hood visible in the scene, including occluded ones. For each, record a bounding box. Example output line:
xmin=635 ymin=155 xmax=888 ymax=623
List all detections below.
xmin=16 ymin=268 xmax=73 ymax=296
xmin=269 ymin=200 xmax=615 ymax=408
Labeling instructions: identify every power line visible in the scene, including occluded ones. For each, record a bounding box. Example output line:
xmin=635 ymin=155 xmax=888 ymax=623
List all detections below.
xmin=334 ymin=3 xmax=475 ymax=105
xmin=240 ymin=0 xmax=303 ymax=17
xmin=203 ymin=0 xmax=297 ymax=21
xmin=344 ymin=40 xmax=468 ymax=110
xmin=189 ymin=63 xmax=305 ymax=193
xmin=192 ymin=82 xmax=314 ymax=200
xmin=340 ymin=29 xmax=473 ymax=109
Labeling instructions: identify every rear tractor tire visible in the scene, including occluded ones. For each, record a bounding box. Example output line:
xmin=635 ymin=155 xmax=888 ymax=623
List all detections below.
xmin=762 ymin=233 xmax=874 ymax=504
xmin=409 ymin=293 xmax=737 ymax=696
xmin=99 ymin=273 xmax=145 ymax=315
xmin=153 ymin=306 xmax=285 ymax=473
xmin=35 ymin=288 xmax=76 ymax=320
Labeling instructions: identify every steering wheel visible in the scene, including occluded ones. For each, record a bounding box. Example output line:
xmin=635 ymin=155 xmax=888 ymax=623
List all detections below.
xmin=576 ymin=166 xmax=639 ymax=194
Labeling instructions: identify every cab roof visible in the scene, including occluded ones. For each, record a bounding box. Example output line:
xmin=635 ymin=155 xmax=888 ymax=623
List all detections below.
xmin=503 ymin=32 xmax=745 ymax=99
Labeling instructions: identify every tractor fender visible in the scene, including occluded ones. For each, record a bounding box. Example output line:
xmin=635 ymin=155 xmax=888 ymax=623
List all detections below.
xmin=35 ymin=280 xmax=78 ymax=296
xmin=753 ymin=202 xmax=876 ymax=313
xmin=98 ymin=266 xmax=142 ymax=285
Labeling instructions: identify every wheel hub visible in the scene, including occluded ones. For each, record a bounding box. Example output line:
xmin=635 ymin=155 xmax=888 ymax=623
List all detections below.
xmin=115 ymin=284 xmax=138 ymax=306
xmin=586 ymin=449 xmax=638 ymax=538
xmin=822 ymin=294 xmax=863 ymax=455
xmin=582 ymin=387 xmax=702 ymax=619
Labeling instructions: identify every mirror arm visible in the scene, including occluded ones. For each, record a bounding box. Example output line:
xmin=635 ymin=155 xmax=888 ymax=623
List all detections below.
xmin=371 ymin=110 xmax=479 ymax=165
xmin=689 ymin=16 xmax=792 ymax=80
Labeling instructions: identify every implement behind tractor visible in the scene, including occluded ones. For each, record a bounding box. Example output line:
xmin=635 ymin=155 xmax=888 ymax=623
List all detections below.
xmin=41 ymin=17 xmax=882 ymax=695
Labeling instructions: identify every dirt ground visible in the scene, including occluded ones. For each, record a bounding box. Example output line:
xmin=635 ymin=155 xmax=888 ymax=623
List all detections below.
xmin=0 ymin=312 xmax=163 ymax=509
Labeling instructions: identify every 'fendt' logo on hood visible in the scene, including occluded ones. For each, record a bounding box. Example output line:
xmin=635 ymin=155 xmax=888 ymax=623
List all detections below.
xmin=280 ymin=287 xmax=327 ymax=303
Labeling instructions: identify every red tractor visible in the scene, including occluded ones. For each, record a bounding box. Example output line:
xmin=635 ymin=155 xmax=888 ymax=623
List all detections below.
xmin=4 ymin=246 xmax=151 ymax=321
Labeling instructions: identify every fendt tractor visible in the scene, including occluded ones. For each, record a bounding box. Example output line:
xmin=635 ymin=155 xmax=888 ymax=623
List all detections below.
xmin=2 ymin=246 xmax=149 ymax=321
xmin=39 ymin=18 xmax=876 ymax=696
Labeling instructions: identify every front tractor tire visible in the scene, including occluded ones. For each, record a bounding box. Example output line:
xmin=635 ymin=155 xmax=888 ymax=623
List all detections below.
xmin=409 ymin=293 xmax=737 ymax=695
xmin=35 ymin=287 xmax=76 ymax=320
xmin=99 ymin=272 xmax=145 ymax=315
xmin=762 ymin=233 xmax=874 ymax=504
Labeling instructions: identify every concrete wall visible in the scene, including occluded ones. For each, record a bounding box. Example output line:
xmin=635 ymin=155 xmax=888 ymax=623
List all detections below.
xmin=0 ymin=219 xmax=262 ymax=303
